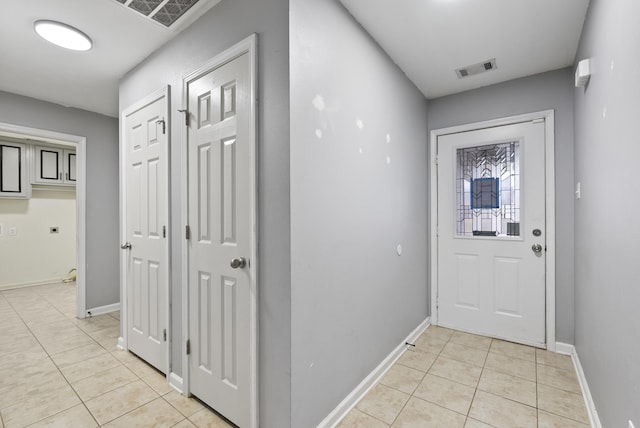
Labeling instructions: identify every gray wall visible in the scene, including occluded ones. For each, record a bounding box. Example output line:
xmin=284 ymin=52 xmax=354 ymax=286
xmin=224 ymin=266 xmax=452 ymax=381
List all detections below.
xmin=428 ymin=69 xmax=576 ymax=343
xmin=118 ymin=0 xmax=291 ymax=426
xmin=0 ymin=91 xmax=119 ymax=309
xmin=573 ymin=0 xmax=640 ymax=425
xmin=290 ymin=1 xmax=429 ymax=426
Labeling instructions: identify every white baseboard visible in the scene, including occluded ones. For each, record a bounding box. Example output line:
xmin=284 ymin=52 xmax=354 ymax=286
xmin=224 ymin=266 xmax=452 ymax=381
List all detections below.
xmin=318 ymin=317 xmax=431 ymax=428
xmin=169 ymin=372 xmax=184 ymax=394
xmin=0 ymin=279 xmax=65 ymax=291
xmin=86 ymin=302 xmax=120 ymax=317
xmin=556 ymin=342 xmax=602 ymax=428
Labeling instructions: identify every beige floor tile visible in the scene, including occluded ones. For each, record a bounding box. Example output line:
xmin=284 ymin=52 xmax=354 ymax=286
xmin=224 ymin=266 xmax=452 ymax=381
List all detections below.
xmin=141 ymin=371 xmax=174 ymax=395
xmin=188 ymin=408 xmax=234 ymax=427
xmin=449 ymin=331 xmax=492 ymax=351
xmin=537 ymin=364 xmax=581 ymax=393
xmin=337 ymin=408 xmax=389 ymax=428
xmin=413 ymin=374 xmax=475 ymax=415
xmin=477 ymin=368 xmax=537 ymax=407
xmin=104 ymin=397 xmax=184 ymax=427
xmin=393 ymin=396 xmax=466 ymax=428
xmin=468 ymin=390 xmax=537 ymax=428
xmin=75 ymin=314 xmax=120 ymax=333
xmin=484 ymin=352 xmax=536 ymax=381
xmin=356 ymin=383 xmax=410 ymax=424
xmin=164 ymin=391 xmax=206 ymax=418
xmin=27 ymin=403 xmax=99 ymax=428
xmin=88 ymin=326 xmax=120 ymax=342
xmin=60 ymin=353 xmax=122 ymax=383
xmin=489 ymin=340 xmax=536 ymax=362
xmin=172 ymin=420 xmax=198 ymax=428
xmin=464 ymin=418 xmax=494 ymax=428
xmin=535 ymin=349 xmax=574 ymax=371
xmin=413 ymin=334 xmax=447 ymax=354
xmin=1 ymin=384 xmax=81 ymax=427
xmin=381 ymin=364 xmax=425 ymax=394
xmin=0 ymin=369 xmax=69 ymax=409
xmin=538 ymin=410 xmax=589 ymax=427
xmin=71 ymin=364 xmax=138 ymax=401
xmin=537 ymin=384 xmax=589 ymax=424
xmin=39 ymin=332 xmax=94 ymax=355
xmin=396 ymin=350 xmax=438 ymax=372
xmin=440 ymin=342 xmax=488 ymax=367
xmin=50 ymin=343 xmax=108 ymax=368
xmin=422 ymin=326 xmax=455 ymax=341
xmin=428 ymin=356 xmax=482 ymax=387
xmin=85 ymin=380 xmax=159 ymax=425
xmin=113 ymin=350 xmax=162 ymax=378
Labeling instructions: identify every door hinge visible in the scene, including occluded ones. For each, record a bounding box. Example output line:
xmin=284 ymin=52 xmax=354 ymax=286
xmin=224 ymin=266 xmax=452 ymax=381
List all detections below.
xmin=156 ymin=118 xmax=166 ymax=134
xmin=163 ymin=329 xmax=167 ymax=342
xmin=185 ymin=225 xmax=191 ymax=240
xmin=178 ymin=109 xmax=190 ymax=127
xmin=163 ymin=225 xmax=166 ymax=238
xmin=186 ymin=339 xmax=191 ymax=355
xmin=435 ymin=155 xmax=439 ymax=165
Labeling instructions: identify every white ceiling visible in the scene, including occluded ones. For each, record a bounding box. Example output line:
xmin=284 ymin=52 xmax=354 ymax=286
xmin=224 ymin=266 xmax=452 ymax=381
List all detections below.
xmin=0 ymin=0 xmax=220 ymax=118
xmin=339 ymin=0 xmax=590 ymax=99
xmin=0 ymin=1 xmax=589 ymax=118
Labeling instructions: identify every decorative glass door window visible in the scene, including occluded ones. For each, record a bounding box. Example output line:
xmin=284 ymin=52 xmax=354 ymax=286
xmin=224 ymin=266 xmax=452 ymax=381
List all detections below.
xmin=456 ymin=141 xmax=520 ymax=237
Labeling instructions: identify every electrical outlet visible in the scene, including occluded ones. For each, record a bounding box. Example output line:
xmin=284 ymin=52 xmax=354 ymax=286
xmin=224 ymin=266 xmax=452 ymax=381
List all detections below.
xmin=9 ymin=227 xmax=17 ymax=236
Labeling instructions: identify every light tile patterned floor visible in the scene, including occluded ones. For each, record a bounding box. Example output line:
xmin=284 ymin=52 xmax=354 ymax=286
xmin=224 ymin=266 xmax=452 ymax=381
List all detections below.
xmin=339 ymin=326 xmax=591 ymax=428
xmin=0 ymin=283 xmax=233 ymax=428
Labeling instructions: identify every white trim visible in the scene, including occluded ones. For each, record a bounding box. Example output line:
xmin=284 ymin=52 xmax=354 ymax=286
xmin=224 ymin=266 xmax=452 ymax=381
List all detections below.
xmin=556 ymin=342 xmax=602 ymax=428
xmin=180 ymin=34 xmax=259 ymax=428
xmin=120 ymin=85 xmax=172 ymax=372
xmin=0 ymin=122 xmax=86 ymax=319
xmin=319 ymin=318 xmax=431 ymax=428
xmin=118 ymin=336 xmax=125 ymax=350
xmin=169 ymin=372 xmax=184 ymax=393
xmin=429 ymin=110 xmax=556 ymax=349
xmin=86 ymin=302 xmax=120 ymax=317
xmin=0 ymin=279 xmax=67 ymax=291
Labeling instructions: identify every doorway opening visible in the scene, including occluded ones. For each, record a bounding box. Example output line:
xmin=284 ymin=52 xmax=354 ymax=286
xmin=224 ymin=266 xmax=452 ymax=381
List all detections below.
xmin=0 ymin=122 xmax=87 ymax=318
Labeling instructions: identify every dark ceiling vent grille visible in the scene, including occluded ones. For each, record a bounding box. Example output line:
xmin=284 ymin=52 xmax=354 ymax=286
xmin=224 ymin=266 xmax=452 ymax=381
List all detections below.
xmin=152 ymin=0 xmax=199 ymax=26
xmin=114 ymin=0 xmax=201 ymax=28
xmin=455 ymin=58 xmax=498 ymax=79
xmin=129 ymin=0 xmax=164 ymax=16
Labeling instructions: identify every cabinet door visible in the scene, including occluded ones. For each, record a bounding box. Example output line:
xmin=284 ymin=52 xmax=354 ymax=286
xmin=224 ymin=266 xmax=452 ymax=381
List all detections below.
xmin=64 ymin=149 xmax=76 ymax=183
xmin=35 ymin=146 xmax=63 ymax=184
xmin=0 ymin=142 xmax=30 ymax=198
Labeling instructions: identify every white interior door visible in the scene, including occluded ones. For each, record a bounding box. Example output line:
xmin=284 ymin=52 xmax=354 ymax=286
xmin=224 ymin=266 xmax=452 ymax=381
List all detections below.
xmin=122 ymin=89 xmax=169 ymax=373
xmin=437 ymin=120 xmax=546 ymax=346
xmin=186 ymin=50 xmax=254 ymax=427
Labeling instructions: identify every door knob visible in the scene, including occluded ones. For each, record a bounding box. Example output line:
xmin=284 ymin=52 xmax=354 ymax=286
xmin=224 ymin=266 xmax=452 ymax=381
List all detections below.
xmin=120 ymin=242 xmax=132 ymax=250
xmin=230 ymin=257 xmax=247 ymax=269
xmin=531 ymin=244 xmax=543 ymax=253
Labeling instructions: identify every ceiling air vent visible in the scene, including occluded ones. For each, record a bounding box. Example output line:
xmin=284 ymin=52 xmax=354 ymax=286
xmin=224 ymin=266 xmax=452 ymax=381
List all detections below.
xmin=455 ymin=58 xmax=498 ymax=79
xmin=114 ymin=0 xmax=204 ymax=28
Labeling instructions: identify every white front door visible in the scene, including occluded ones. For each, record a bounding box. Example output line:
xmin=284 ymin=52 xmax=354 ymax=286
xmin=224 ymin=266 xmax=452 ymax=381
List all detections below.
xmin=437 ymin=120 xmax=546 ymax=346
xmin=122 ymin=89 xmax=169 ymax=372
xmin=186 ymin=49 xmax=254 ymax=427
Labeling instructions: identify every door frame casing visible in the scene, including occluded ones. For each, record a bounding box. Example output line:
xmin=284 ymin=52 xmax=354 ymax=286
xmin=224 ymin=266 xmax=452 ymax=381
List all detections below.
xmin=429 ymin=110 xmax=556 ymax=351
xmin=118 ymin=85 xmax=172 ymax=377
xmin=180 ymin=34 xmax=259 ymax=427
xmin=0 ymin=122 xmax=86 ymax=317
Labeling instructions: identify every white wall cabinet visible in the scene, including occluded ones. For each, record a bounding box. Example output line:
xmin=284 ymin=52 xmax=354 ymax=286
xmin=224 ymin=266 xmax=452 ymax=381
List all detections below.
xmin=33 ymin=146 xmax=76 ymax=186
xmin=0 ymin=141 xmax=30 ymax=198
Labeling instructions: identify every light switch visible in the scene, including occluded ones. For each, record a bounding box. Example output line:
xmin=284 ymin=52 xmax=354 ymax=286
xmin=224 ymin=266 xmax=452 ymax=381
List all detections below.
xmin=9 ymin=227 xmax=17 ymax=236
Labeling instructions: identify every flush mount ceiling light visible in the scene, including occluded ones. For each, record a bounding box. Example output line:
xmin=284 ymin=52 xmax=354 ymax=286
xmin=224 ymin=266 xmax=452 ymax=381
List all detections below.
xmin=34 ymin=20 xmax=92 ymax=51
